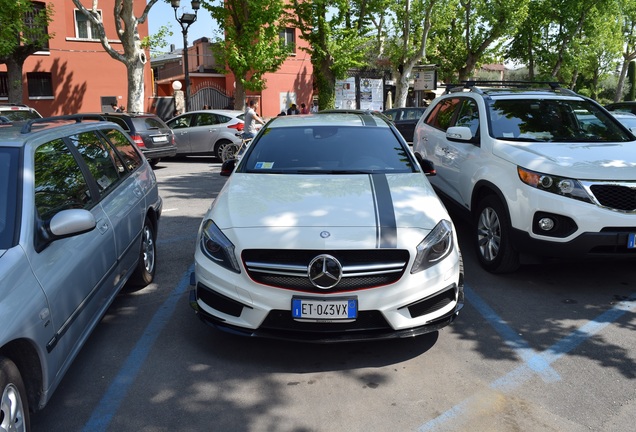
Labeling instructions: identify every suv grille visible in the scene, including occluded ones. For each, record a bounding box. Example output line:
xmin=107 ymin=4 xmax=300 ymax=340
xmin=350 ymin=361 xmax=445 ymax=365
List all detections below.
xmin=242 ymin=249 xmax=409 ymax=293
xmin=588 ymin=183 xmax=636 ymax=212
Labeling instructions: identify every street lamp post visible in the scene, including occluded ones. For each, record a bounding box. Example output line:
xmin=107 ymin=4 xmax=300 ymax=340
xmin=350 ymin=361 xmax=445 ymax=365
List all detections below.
xmin=171 ymin=0 xmax=200 ymax=113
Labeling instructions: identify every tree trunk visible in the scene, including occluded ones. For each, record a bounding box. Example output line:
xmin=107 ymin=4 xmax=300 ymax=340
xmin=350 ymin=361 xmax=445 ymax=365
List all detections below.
xmin=6 ymin=56 xmax=24 ymax=104
xmin=126 ymin=54 xmax=146 ymax=113
xmin=235 ymin=80 xmax=246 ymax=112
xmin=395 ymin=71 xmax=410 ymax=108
xmin=615 ymin=59 xmax=630 ymax=102
xmin=316 ymin=59 xmax=336 ymax=110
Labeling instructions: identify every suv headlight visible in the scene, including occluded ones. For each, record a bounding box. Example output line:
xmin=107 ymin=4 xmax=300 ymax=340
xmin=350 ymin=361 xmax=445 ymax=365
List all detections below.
xmin=517 ymin=167 xmax=593 ymax=204
xmin=411 ymin=220 xmax=453 ymax=274
xmin=200 ymin=220 xmax=241 ymax=273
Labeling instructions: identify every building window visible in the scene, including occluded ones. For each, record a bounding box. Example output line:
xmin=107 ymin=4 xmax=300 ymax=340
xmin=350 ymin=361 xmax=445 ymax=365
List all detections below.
xmin=279 ymin=28 xmax=296 ymax=53
xmin=75 ymin=9 xmax=101 ymax=40
xmin=23 ymin=1 xmax=49 ymax=51
xmin=27 ymin=72 xmax=53 ymax=97
xmin=0 ymin=73 xmax=7 ymax=98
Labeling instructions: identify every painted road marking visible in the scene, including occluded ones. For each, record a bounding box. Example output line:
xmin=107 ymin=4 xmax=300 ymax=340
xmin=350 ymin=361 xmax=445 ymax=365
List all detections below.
xmin=418 ymin=286 xmax=636 ymax=432
xmin=81 ymin=265 xmax=193 ymax=432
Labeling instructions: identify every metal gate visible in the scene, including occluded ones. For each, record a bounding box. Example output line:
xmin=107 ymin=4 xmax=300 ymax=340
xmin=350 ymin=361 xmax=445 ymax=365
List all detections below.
xmin=191 ymin=82 xmax=233 ymax=110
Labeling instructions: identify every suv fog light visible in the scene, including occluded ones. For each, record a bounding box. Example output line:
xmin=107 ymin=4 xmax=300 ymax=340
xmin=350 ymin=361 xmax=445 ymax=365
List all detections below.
xmin=538 ymin=217 xmax=555 ymax=231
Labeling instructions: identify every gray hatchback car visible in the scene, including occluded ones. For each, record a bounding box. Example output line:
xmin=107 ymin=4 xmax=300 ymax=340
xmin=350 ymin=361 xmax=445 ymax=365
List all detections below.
xmin=0 ymin=115 xmax=162 ymax=429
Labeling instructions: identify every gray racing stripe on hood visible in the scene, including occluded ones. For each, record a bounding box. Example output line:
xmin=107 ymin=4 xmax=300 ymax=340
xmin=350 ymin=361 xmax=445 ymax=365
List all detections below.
xmin=369 ymin=174 xmax=398 ymax=248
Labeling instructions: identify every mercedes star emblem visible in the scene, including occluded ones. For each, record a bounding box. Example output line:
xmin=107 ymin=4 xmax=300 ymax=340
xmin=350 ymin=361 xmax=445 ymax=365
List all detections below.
xmin=308 ymin=254 xmax=342 ymax=289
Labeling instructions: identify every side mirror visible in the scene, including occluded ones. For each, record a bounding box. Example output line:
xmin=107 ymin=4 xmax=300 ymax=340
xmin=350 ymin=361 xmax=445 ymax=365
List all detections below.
xmin=446 ymin=126 xmax=475 ymax=142
xmin=419 ymin=159 xmax=436 ymax=176
xmin=220 ymin=159 xmax=236 ymax=176
xmin=35 ymin=209 xmax=96 ymax=252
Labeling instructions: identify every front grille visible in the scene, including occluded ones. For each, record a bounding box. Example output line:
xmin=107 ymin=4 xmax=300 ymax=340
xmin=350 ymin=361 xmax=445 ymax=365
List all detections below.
xmin=242 ymin=249 xmax=410 ymax=293
xmin=260 ymin=310 xmax=392 ymax=333
xmin=589 ymin=183 xmax=636 ymax=212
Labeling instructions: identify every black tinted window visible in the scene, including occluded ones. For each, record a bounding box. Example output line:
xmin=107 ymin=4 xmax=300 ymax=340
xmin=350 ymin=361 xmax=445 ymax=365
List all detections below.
xmin=136 ymin=117 xmax=167 ymax=131
xmin=426 ymin=98 xmax=461 ymax=131
xmin=242 ymin=126 xmax=414 ymax=173
xmin=0 ymin=148 xmax=19 ymax=249
xmin=103 ymin=128 xmax=143 ymax=171
xmin=489 ymin=99 xmax=631 ymax=142
xmin=68 ymin=131 xmax=121 ymax=196
xmin=35 ymin=139 xmax=94 ymax=219
xmin=195 ymin=113 xmax=219 ymax=126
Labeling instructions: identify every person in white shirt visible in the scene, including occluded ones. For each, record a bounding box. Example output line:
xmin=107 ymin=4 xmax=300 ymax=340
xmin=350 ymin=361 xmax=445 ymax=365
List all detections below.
xmin=244 ymin=99 xmax=265 ymax=138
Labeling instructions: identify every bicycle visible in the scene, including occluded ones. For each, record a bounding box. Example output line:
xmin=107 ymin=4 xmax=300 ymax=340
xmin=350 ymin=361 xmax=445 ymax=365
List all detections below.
xmin=221 ymin=132 xmax=253 ymax=162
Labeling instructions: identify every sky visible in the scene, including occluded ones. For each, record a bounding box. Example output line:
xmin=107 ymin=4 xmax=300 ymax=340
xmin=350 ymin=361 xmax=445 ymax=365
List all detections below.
xmin=148 ymin=1 xmax=218 ymax=55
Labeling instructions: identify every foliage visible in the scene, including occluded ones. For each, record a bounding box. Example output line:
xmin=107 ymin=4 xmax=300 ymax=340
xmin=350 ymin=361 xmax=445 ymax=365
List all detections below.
xmin=202 ymin=0 xmax=290 ymax=110
xmin=141 ymin=24 xmax=174 ymax=53
xmin=292 ymin=0 xmax=378 ymax=110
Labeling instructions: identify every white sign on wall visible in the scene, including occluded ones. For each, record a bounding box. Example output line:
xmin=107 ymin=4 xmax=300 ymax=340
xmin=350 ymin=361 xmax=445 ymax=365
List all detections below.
xmin=335 ymin=77 xmax=356 ymax=109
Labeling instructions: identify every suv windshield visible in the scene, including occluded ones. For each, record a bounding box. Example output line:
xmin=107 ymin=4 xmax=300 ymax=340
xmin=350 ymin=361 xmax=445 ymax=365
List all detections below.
xmin=241 ymin=126 xmax=414 ymax=174
xmin=0 ymin=148 xmax=19 ymax=250
xmin=0 ymin=109 xmax=41 ymax=122
xmin=488 ymin=99 xmax=632 ymax=143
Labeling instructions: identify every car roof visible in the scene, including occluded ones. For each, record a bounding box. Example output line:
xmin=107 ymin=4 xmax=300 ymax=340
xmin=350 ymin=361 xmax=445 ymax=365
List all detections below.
xmin=187 ymin=109 xmax=244 ymax=116
xmin=0 ymin=116 xmax=118 ymax=148
xmin=268 ymin=112 xmax=392 ymax=129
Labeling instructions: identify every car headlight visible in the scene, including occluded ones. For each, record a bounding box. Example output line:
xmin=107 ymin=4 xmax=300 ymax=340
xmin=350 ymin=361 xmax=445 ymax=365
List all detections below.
xmin=517 ymin=167 xmax=593 ymax=204
xmin=411 ymin=219 xmax=453 ymax=274
xmin=200 ymin=220 xmax=241 ymax=273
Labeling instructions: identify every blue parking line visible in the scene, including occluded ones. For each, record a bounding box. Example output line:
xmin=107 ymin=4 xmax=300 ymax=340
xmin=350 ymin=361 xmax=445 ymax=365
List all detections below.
xmin=418 ymin=288 xmax=636 ymax=431
xmin=465 ymin=286 xmax=561 ymax=382
xmin=81 ymin=265 xmax=194 ymax=432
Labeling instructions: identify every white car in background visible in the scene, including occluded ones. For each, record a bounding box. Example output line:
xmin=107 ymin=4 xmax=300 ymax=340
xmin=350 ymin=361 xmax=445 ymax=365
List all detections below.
xmin=190 ymin=112 xmax=464 ymax=343
xmin=167 ymin=109 xmax=251 ymax=160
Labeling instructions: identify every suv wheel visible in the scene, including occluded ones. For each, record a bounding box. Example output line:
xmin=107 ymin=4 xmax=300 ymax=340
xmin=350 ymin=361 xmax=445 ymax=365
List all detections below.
xmin=0 ymin=357 xmax=29 ymax=432
xmin=474 ymin=195 xmax=520 ymax=273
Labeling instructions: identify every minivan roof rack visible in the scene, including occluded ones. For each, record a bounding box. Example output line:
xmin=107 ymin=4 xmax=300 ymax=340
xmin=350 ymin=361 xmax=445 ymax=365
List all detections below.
xmin=21 ymin=114 xmax=106 ymax=134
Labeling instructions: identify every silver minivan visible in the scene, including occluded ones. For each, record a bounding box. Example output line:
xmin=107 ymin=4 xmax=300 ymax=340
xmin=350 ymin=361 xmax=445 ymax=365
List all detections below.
xmin=0 ymin=115 xmax=162 ymax=430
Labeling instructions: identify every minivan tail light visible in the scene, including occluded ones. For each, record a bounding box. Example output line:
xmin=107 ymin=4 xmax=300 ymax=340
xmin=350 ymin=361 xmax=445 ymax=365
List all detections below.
xmin=131 ymin=134 xmax=145 ymax=147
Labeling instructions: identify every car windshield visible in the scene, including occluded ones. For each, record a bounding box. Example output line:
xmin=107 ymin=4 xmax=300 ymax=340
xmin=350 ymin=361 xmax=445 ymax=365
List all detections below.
xmin=240 ymin=125 xmax=415 ymax=174
xmin=0 ymin=148 xmax=19 ymax=250
xmin=0 ymin=109 xmax=40 ymax=122
xmin=488 ymin=99 xmax=633 ymax=143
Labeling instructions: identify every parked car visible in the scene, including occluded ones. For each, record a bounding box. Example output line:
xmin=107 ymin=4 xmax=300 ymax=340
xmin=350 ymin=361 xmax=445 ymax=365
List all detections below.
xmin=605 ymin=101 xmax=636 ymax=115
xmin=383 ymin=107 xmax=427 ymax=142
xmin=190 ymin=113 xmax=464 ymax=342
xmin=610 ymin=111 xmax=636 ymax=135
xmin=99 ymin=112 xmax=177 ymax=167
xmin=0 ymin=103 xmax=42 ymax=122
xmin=413 ymin=81 xmax=636 ymax=273
xmin=0 ymin=115 xmax=162 ymax=428
xmin=166 ymin=109 xmax=247 ymax=160
xmin=318 ymin=108 xmax=394 ymax=125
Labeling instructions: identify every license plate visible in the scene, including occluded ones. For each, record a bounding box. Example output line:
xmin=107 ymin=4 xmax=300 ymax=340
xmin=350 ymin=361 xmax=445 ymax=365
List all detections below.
xmin=629 ymin=233 xmax=636 ymax=249
xmin=292 ymin=297 xmax=357 ymax=321
xmin=153 ymin=136 xmax=168 ymax=143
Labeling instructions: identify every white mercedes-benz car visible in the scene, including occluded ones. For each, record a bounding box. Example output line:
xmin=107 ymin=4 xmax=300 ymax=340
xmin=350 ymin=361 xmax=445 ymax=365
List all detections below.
xmin=190 ymin=112 xmax=464 ymax=342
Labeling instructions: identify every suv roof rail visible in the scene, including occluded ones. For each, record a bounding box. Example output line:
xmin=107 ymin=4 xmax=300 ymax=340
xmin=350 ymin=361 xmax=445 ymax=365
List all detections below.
xmin=444 ymin=80 xmax=578 ymax=96
xmin=0 ymin=103 xmax=29 ymax=108
xmin=21 ymin=114 xmax=107 ymax=134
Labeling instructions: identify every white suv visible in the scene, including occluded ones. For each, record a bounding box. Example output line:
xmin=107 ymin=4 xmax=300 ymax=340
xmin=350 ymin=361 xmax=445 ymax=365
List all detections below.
xmin=413 ymin=82 xmax=636 ymax=273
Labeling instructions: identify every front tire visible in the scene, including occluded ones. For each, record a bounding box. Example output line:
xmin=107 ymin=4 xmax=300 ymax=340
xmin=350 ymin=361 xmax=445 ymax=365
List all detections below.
xmin=474 ymin=195 xmax=520 ymax=273
xmin=0 ymin=357 xmax=29 ymax=432
xmin=129 ymin=217 xmax=156 ymax=287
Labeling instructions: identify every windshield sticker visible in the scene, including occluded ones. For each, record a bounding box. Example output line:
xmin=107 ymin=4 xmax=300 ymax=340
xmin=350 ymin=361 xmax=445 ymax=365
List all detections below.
xmin=255 ymin=162 xmax=275 ymax=169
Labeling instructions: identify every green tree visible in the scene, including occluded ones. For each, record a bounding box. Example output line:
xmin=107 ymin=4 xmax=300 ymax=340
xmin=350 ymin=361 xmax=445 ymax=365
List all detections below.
xmin=382 ymin=0 xmax=454 ymax=107
xmin=0 ymin=0 xmax=53 ymax=104
xmin=615 ymin=0 xmax=636 ymax=101
xmin=293 ymin=0 xmax=373 ymax=110
xmin=202 ymin=0 xmax=291 ymax=111
xmin=71 ymin=0 xmax=161 ymax=113
xmin=432 ymin=0 xmax=528 ymax=82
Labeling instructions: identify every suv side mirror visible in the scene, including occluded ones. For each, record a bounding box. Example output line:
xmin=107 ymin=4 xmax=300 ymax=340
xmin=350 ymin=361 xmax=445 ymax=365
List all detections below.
xmin=446 ymin=126 xmax=478 ymax=144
